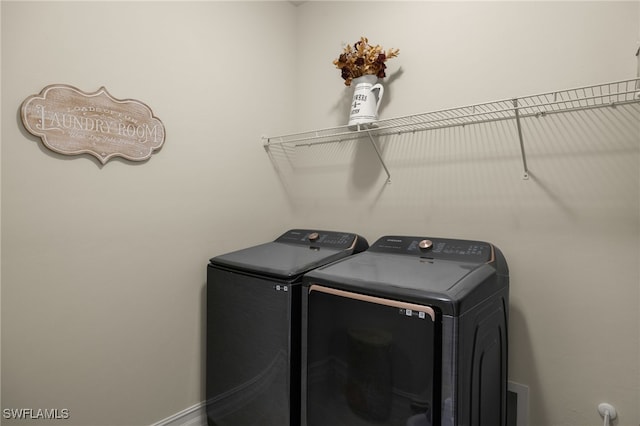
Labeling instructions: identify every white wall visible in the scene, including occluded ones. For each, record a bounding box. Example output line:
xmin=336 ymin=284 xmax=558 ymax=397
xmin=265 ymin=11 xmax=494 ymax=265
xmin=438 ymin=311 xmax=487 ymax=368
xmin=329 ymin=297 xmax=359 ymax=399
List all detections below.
xmin=281 ymin=2 xmax=639 ymax=426
xmin=1 ymin=2 xmax=296 ymax=425
xmin=2 ymin=2 xmax=639 ymax=426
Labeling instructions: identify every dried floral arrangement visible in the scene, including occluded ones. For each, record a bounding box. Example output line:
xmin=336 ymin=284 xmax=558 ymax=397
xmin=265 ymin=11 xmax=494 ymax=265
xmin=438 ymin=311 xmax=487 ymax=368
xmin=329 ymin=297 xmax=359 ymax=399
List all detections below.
xmin=333 ymin=37 xmax=400 ymax=86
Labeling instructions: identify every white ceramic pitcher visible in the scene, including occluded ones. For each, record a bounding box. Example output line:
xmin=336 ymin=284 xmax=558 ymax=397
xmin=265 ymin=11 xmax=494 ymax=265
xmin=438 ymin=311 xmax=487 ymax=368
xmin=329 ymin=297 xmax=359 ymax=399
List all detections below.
xmin=348 ymin=75 xmax=384 ymax=128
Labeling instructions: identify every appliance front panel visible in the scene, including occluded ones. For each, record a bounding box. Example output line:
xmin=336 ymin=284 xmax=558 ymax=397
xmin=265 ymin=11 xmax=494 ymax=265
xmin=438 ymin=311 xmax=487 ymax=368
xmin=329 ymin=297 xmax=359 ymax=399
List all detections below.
xmin=206 ymin=267 xmax=298 ymax=425
xmin=305 ymin=284 xmax=439 ymax=426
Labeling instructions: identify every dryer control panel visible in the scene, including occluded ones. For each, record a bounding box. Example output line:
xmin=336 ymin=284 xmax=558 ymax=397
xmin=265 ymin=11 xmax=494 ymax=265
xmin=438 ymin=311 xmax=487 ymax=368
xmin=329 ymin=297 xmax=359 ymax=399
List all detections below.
xmin=275 ymin=229 xmax=362 ymax=250
xmin=370 ymin=235 xmax=494 ymax=263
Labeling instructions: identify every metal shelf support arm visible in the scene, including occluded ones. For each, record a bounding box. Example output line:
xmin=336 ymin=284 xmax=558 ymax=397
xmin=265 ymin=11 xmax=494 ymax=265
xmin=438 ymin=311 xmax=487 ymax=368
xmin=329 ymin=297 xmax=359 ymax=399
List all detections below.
xmin=513 ymin=98 xmax=530 ymax=180
xmin=366 ymin=130 xmax=392 ymax=184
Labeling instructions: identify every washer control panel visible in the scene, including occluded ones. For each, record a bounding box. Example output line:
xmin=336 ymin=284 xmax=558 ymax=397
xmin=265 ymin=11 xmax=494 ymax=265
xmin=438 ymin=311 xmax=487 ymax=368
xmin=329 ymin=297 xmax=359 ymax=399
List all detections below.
xmin=370 ymin=235 xmax=493 ymax=263
xmin=275 ymin=229 xmax=357 ymax=250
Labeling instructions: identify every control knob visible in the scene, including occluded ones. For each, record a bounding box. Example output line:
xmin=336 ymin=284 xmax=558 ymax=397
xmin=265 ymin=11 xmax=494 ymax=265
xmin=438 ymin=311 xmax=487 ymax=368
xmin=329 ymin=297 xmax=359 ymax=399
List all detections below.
xmin=419 ymin=239 xmax=433 ymax=250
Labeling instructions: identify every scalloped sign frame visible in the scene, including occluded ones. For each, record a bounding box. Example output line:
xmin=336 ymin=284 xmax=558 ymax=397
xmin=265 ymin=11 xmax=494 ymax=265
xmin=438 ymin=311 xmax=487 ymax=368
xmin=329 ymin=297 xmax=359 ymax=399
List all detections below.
xmin=21 ymin=84 xmax=165 ymax=164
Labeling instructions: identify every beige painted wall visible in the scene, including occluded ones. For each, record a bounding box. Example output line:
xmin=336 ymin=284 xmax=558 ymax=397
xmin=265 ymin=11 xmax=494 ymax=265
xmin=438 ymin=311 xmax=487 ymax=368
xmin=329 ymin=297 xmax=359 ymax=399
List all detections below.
xmin=2 ymin=1 xmax=639 ymax=426
xmin=282 ymin=1 xmax=639 ymax=426
xmin=1 ymin=1 xmax=296 ymax=425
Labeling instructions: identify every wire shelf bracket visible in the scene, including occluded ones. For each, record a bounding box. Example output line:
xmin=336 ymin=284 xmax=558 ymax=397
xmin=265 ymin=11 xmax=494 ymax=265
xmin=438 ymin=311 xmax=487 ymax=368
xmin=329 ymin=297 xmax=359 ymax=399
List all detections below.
xmin=366 ymin=130 xmax=391 ymax=184
xmin=513 ymin=98 xmax=530 ymax=180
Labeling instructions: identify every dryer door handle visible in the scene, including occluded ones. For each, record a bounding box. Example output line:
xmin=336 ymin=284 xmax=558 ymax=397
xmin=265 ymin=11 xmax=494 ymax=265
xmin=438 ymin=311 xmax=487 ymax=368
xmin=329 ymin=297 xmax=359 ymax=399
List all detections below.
xmin=308 ymin=284 xmax=435 ymax=321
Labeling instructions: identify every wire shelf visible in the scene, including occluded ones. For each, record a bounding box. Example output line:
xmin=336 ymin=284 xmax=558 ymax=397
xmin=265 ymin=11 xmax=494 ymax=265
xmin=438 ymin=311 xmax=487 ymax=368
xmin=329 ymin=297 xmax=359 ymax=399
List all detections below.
xmin=263 ymin=78 xmax=640 ymax=182
xmin=263 ymin=78 xmax=640 ymax=148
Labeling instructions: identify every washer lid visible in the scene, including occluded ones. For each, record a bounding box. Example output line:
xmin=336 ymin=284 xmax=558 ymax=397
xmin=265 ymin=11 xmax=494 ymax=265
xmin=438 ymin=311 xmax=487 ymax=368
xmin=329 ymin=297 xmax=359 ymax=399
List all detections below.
xmin=209 ymin=229 xmax=368 ymax=280
xmin=303 ymin=235 xmax=508 ymax=314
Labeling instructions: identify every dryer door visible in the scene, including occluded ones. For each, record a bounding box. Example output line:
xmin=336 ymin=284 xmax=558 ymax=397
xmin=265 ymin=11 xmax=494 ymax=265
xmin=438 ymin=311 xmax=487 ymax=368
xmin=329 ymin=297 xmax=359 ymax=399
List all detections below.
xmin=304 ymin=285 xmax=439 ymax=426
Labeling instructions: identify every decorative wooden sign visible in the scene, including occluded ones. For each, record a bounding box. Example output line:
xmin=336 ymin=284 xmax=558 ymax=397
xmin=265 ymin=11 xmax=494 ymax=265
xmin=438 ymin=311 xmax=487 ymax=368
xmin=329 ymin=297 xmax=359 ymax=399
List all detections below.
xmin=21 ymin=84 xmax=165 ymax=164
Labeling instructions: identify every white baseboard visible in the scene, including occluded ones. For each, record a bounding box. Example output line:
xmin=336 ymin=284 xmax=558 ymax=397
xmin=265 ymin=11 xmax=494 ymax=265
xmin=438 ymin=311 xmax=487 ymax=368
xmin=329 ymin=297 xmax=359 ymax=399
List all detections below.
xmin=150 ymin=401 xmax=206 ymax=426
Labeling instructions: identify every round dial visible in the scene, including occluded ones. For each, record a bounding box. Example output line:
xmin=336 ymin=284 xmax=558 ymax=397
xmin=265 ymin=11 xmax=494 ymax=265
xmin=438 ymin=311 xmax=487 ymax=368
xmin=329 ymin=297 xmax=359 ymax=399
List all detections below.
xmin=419 ymin=239 xmax=433 ymax=250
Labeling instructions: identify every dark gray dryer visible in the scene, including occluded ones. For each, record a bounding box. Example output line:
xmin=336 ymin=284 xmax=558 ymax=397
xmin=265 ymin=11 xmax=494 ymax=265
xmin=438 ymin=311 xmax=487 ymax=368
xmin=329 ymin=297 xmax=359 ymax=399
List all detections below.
xmin=206 ymin=229 xmax=368 ymax=426
xmin=302 ymin=235 xmax=509 ymax=426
